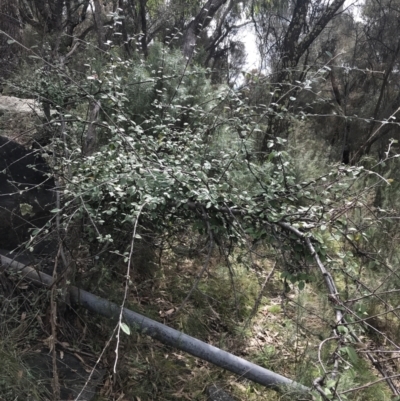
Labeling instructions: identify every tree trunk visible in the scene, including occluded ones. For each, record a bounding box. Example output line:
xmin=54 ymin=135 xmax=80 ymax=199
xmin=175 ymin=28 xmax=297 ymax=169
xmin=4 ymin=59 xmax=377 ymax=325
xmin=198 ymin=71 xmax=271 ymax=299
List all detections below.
xmin=92 ymin=0 xmax=107 ymax=51
xmin=182 ymin=0 xmax=228 ymax=61
xmin=84 ymin=100 xmax=101 ymax=156
xmin=259 ymin=0 xmax=347 ymax=158
xmin=139 ymin=0 xmax=148 ymax=57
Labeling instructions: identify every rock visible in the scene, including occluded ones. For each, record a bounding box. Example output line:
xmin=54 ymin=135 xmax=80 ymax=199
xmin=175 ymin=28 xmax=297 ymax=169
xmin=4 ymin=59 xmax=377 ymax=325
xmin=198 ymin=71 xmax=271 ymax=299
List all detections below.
xmin=207 ymin=384 xmax=237 ymax=401
xmin=0 ymin=135 xmax=55 ymax=249
xmin=0 ymin=96 xmax=43 ymax=144
xmin=0 ymin=95 xmax=42 ymax=115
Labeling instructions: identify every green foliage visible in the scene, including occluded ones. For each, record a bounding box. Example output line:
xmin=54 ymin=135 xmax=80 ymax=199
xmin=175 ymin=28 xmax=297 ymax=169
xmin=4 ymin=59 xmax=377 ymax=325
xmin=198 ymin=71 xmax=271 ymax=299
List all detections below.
xmin=6 ymin=28 xmax=400 ymax=400
xmin=57 ymin=46 xmax=368 ymax=256
xmin=58 ymin=49 xmax=303 ymax=247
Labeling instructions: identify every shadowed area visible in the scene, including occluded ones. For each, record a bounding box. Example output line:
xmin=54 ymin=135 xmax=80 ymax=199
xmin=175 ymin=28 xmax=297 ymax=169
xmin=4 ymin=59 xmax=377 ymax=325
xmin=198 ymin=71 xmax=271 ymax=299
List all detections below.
xmin=0 ymin=135 xmax=55 ymax=249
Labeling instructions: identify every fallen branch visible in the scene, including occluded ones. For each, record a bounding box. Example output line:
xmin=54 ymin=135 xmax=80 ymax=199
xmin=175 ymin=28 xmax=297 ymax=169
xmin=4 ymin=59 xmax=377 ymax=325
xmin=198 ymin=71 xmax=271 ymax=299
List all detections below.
xmin=277 ymin=222 xmax=400 ymax=396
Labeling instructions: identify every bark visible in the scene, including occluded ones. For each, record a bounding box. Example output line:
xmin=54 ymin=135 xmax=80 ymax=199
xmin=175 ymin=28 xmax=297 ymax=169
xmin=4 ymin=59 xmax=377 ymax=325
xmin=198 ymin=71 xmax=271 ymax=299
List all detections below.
xmin=330 ymin=67 xmax=342 ymax=107
xmin=17 ymin=0 xmax=91 ymax=57
xmin=24 ymin=0 xmax=64 ymax=35
xmin=65 ymin=0 xmax=90 ymax=49
xmin=280 ymin=0 xmax=311 ymax=72
xmin=182 ymin=0 xmax=228 ymax=61
xmin=279 ymin=0 xmax=346 ymax=76
xmin=139 ymin=0 xmax=148 ymax=57
xmin=92 ymin=0 xmax=107 ymax=51
xmin=260 ymin=0 xmax=347 ymax=156
xmin=351 ymin=39 xmax=400 ymax=162
xmin=84 ymin=100 xmax=101 ymax=156
xmin=119 ymin=0 xmax=132 ymax=56
xmin=0 ymin=0 xmax=22 ymax=78
xmin=295 ymin=0 xmax=346 ymax=63
xmin=0 ymin=251 xmax=310 ymax=395
xmin=204 ymin=0 xmax=235 ymax=65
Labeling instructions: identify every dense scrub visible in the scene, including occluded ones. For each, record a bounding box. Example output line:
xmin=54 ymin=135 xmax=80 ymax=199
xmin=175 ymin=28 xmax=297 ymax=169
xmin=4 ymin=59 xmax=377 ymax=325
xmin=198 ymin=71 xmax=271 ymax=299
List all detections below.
xmin=2 ymin=1 xmax=400 ymax=400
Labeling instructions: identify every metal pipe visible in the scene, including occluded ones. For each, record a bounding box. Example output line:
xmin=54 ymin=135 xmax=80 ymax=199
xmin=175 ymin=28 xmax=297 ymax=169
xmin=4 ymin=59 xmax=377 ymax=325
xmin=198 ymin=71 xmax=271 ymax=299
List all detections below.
xmin=0 ymin=252 xmax=310 ymax=394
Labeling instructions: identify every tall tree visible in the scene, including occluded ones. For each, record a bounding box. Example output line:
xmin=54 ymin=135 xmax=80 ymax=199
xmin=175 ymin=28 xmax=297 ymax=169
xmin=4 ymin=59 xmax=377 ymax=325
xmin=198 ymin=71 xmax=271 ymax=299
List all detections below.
xmin=181 ymin=0 xmax=228 ymax=60
xmin=250 ymin=0 xmax=349 ymax=156
xmin=351 ymin=0 xmax=400 ymax=161
xmin=0 ymin=0 xmax=22 ymax=79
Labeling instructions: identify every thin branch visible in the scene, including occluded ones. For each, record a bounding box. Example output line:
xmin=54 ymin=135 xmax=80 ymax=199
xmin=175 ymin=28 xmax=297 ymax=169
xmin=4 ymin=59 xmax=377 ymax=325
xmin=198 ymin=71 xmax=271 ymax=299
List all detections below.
xmin=114 ymin=201 xmax=149 ymax=373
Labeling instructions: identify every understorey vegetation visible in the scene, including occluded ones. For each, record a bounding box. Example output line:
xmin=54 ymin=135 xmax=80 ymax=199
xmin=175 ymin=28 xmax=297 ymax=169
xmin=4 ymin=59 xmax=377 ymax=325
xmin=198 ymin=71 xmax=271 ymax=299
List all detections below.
xmin=2 ymin=1 xmax=400 ymax=400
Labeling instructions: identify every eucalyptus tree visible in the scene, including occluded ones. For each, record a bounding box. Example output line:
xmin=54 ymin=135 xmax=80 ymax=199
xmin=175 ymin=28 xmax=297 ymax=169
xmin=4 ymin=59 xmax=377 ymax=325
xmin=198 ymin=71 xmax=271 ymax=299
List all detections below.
xmin=248 ymin=0 xmax=352 ymax=156
xmin=288 ymin=0 xmax=400 ymax=163
xmin=0 ymin=0 xmax=22 ymax=79
xmin=351 ymin=0 xmax=400 ymax=161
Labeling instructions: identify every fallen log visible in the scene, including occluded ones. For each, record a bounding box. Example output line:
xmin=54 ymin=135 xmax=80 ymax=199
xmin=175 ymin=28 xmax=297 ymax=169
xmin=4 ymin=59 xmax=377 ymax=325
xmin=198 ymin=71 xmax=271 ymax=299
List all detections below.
xmin=0 ymin=252 xmax=311 ymax=396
